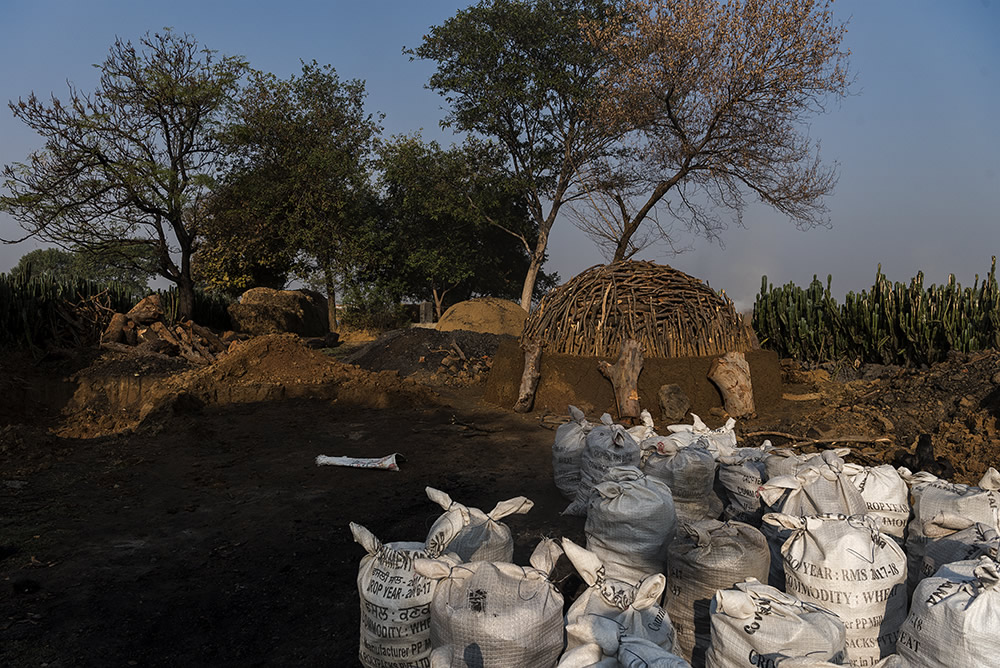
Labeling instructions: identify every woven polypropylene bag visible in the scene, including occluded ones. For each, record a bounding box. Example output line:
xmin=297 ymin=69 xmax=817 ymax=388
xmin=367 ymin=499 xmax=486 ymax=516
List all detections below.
xmin=415 ymin=544 xmax=565 ymax=668
xmin=425 ymin=487 xmax=533 ymax=563
xmin=642 ymin=435 xmax=722 ymax=523
xmin=665 ymin=414 xmax=738 ymax=460
xmin=896 ymin=555 xmax=1000 ymax=668
xmin=565 ymin=414 xmax=641 ymax=517
xmin=916 ymin=512 xmax=1000 ymax=589
xmin=554 ymin=406 xmax=592 ymax=500
xmin=704 ymin=578 xmax=847 ymax=668
xmin=765 ymin=513 xmax=907 ymax=667
xmin=585 ymin=466 xmax=676 ymax=583
xmin=763 ymin=448 xmax=852 ymax=480
xmin=563 ymin=537 xmax=677 ymax=654
xmin=842 ymin=464 xmax=909 ymax=540
xmin=665 ymin=520 xmax=770 ymax=667
xmin=559 ymin=613 xmax=692 ymax=667
xmin=352 ymin=520 xmax=463 ymax=668
xmin=717 ymin=445 xmax=772 ymax=525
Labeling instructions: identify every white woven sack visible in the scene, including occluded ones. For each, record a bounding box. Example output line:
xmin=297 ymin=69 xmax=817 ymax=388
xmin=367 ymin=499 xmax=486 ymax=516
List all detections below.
xmin=628 ymin=409 xmax=658 ymax=443
xmin=842 ymin=464 xmax=909 ymax=539
xmin=704 ymin=578 xmax=848 ymax=668
xmin=764 ymin=448 xmax=852 ymax=480
xmin=351 ymin=520 xmax=463 ymax=668
xmin=718 ymin=444 xmax=772 ymax=525
xmin=565 ymin=414 xmax=641 ymax=516
xmin=642 ymin=435 xmax=722 ymax=522
xmin=563 ymin=537 xmax=677 ymax=654
xmin=916 ymin=512 xmax=1000 ymax=589
xmin=773 ymin=657 xmax=906 ymax=668
xmin=415 ymin=540 xmax=565 ymax=668
xmin=759 ymin=451 xmax=868 ymax=518
xmin=554 ymin=405 xmax=593 ymax=500
xmin=764 ymin=513 xmax=907 ymax=668
xmin=666 ymin=414 xmax=738 ymax=459
xmin=559 ymin=614 xmax=692 ymax=668
xmin=425 ymin=487 xmax=533 ymax=563
xmin=665 ymin=520 xmax=770 ymax=667
xmin=896 ymin=555 xmax=1000 ymax=668
xmin=585 ymin=465 xmax=677 ymax=583
xmin=900 ymin=467 xmax=1000 ymax=595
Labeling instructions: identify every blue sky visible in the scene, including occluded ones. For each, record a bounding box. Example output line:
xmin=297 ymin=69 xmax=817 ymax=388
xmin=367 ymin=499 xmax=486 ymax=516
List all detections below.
xmin=2 ymin=0 xmax=998 ymax=310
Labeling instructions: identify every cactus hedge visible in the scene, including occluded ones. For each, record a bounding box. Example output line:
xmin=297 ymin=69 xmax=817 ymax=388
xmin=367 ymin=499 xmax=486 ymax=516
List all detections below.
xmin=753 ymin=258 xmax=1000 ymax=366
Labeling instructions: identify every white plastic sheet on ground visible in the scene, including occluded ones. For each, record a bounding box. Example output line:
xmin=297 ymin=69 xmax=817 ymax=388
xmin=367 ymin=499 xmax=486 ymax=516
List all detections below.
xmin=425 ymin=487 xmax=533 ymax=563
xmin=764 ymin=513 xmax=907 ymax=668
xmin=704 ymin=577 xmax=848 ymax=668
xmin=351 ymin=520 xmax=463 ymax=668
xmin=554 ymin=405 xmax=593 ymax=500
xmin=896 ymin=555 xmax=1000 ymax=668
xmin=665 ymin=520 xmax=770 ymax=667
xmin=565 ymin=415 xmax=641 ymax=517
xmin=584 ymin=466 xmax=676 ymax=583
xmin=562 ymin=537 xmax=677 ymax=654
xmin=414 ymin=540 xmax=565 ymax=668
xmin=316 ymin=453 xmax=403 ymax=470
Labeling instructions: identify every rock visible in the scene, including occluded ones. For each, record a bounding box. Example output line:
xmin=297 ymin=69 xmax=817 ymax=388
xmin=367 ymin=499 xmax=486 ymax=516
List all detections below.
xmin=126 ymin=294 xmax=164 ymax=324
xmin=658 ymin=383 xmax=691 ymax=423
xmin=228 ymin=288 xmax=329 ymax=337
xmin=101 ymin=313 xmax=129 ymax=345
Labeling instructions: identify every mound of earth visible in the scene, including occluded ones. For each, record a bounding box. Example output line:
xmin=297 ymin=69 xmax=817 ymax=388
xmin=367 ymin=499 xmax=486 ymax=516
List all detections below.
xmin=228 ymin=288 xmax=329 ymax=337
xmin=346 ymin=327 xmax=512 ymax=385
xmin=436 ymin=297 xmax=527 ymax=336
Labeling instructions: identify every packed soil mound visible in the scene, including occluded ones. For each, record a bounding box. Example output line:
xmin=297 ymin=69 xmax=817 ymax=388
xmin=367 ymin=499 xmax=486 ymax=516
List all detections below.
xmin=346 ymin=327 xmax=512 ymax=385
xmin=228 ymin=288 xmax=329 ymax=337
xmin=436 ymin=297 xmax=527 ymax=337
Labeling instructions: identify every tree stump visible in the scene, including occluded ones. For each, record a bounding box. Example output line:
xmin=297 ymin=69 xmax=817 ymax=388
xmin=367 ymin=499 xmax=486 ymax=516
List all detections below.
xmin=708 ymin=351 xmax=755 ymax=417
xmin=598 ymin=339 xmax=644 ymax=421
xmin=513 ymin=339 xmax=543 ymax=413
xmin=100 ymin=312 xmax=129 ymax=345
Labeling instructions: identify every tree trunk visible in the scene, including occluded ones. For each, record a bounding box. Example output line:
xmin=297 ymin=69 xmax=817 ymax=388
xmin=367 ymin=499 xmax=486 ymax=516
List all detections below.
xmin=513 ymin=339 xmax=543 ymax=413
xmin=598 ymin=339 xmax=644 ymax=421
xmin=323 ymin=263 xmax=337 ymax=333
xmin=432 ymin=287 xmax=446 ymax=321
xmin=708 ymin=351 xmax=756 ymax=417
xmin=177 ymin=273 xmax=196 ymax=322
xmin=518 ymin=218 xmax=552 ymax=311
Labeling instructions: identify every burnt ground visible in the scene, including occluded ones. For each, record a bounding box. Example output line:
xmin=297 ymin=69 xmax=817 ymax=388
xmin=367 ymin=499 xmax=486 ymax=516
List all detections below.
xmin=2 ymin=329 xmax=1000 ymax=666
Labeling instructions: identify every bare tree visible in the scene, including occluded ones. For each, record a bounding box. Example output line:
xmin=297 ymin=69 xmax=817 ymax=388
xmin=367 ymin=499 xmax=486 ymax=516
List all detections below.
xmin=583 ymin=0 xmax=851 ymax=261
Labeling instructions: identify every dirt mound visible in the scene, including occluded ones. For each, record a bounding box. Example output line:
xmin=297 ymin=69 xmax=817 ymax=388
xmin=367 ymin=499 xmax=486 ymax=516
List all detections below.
xmin=436 ymin=297 xmax=527 ymax=336
xmin=346 ymin=328 xmax=512 ymax=385
xmin=228 ymin=288 xmax=329 ymax=337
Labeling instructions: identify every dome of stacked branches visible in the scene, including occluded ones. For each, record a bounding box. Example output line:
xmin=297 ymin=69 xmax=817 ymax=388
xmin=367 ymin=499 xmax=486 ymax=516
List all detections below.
xmin=522 ymin=261 xmax=759 ymax=358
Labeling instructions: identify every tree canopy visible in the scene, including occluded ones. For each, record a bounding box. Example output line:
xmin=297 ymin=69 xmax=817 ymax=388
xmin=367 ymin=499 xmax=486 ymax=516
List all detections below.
xmin=10 ymin=246 xmax=156 ymax=293
xmin=1 ymin=30 xmax=247 ymax=319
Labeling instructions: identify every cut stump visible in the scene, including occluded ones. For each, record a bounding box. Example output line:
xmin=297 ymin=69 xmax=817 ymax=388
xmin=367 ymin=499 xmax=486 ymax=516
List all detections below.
xmin=708 ymin=351 xmax=755 ymax=417
xmin=513 ymin=339 xmax=543 ymax=413
xmin=598 ymin=339 xmax=644 ymax=421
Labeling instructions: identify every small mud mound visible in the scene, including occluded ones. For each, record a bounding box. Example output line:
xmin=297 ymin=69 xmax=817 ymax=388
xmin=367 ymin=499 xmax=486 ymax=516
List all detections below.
xmin=347 ymin=328 xmax=512 ymax=385
xmin=436 ymin=298 xmax=527 ymax=337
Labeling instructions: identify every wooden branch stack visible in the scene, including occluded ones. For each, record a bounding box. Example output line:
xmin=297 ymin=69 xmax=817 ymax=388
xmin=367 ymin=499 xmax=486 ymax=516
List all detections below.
xmin=99 ymin=294 xmax=230 ymax=365
xmin=522 ymin=260 xmax=758 ymax=359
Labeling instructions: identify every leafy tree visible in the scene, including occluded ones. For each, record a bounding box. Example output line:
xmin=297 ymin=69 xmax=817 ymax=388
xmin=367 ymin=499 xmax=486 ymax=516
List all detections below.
xmin=11 ymin=245 xmax=156 ymax=293
xmin=0 ymin=31 xmax=248 ymax=319
xmin=373 ymin=135 xmax=552 ymax=318
xmin=209 ymin=61 xmax=382 ymax=330
xmin=579 ymin=0 xmax=851 ymax=261
xmin=410 ymin=0 xmax=616 ymax=310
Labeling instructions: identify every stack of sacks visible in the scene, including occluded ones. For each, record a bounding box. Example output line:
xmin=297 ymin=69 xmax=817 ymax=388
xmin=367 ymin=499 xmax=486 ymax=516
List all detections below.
xmin=763 ymin=513 xmax=907 ymax=667
xmin=665 ymin=520 xmax=770 ymax=667
xmin=562 ymin=538 xmax=677 ymax=655
xmin=705 ymin=578 xmax=848 ymax=668
xmin=642 ymin=434 xmax=723 ymax=523
xmin=758 ymin=450 xmax=867 ymax=589
xmin=565 ymin=414 xmax=640 ymax=516
xmin=915 ymin=512 xmax=999 ymax=590
xmin=842 ymin=463 xmax=910 ymax=541
xmin=627 ymin=409 xmax=658 ymax=443
xmin=559 ymin=614 xmax=692 ymax=667
xmin=425 ymin=487 xmax=533 ymax=562
xmin=717 ymin=443 xmax=773 ymax=525
xmin=553 ymin=406 xmax=593 ymax=500
xmin=351 ymin=520 xmax=463 ymax=668
xmin=665 ymin=414 xmax=738 ymax=459
xmin=584 ymin=465 xmax=676 ymax=583
xmin=414 ymin=539 xmax=565 ymax=668
xmin=896 ymin=554 xmax=1000 ymax=667
xmin=763 ymin=448 xmax=852 ymax=480
xmin=900 ymin=467 xmax=1000 ymax=595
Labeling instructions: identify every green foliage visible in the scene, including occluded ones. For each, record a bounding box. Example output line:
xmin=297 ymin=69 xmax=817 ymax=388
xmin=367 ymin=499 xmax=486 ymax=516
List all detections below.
xmin=12 ymin=246 xmax=156 ymax=293
xmin=753 ymin=259 xmax=1000 ymax=365
xmin=338 ymin=282 xmax=412 ymax=332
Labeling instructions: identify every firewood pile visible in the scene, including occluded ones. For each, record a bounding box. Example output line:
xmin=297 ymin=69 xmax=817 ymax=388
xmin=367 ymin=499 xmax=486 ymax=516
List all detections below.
xmin=100 ymin=295 xmax=233 ymax=365
xmin=521 ymin=260 xmax=759 ymax=358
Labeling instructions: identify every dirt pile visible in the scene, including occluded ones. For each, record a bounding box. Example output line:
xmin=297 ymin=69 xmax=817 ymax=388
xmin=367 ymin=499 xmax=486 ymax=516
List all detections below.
xmin=436 ymin=297 xmax=527 ymax=337
xmin=228 ymin=288 xmax=329 ymax=336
